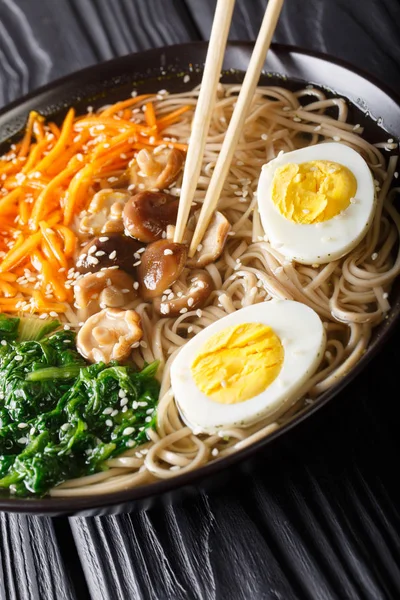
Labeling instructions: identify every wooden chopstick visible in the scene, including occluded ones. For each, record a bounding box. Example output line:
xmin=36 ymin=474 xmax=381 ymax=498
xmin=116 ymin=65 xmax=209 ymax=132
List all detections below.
xmin=188 ymin=0 xmax=285 ymax=257
xmin=173 ymin=0 xmax=236 ymax=244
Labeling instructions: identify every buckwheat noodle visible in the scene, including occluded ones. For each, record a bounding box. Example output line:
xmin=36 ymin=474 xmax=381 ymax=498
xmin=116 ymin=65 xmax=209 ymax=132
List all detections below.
xmin=50 ymin=83 xmax=400 ymax=496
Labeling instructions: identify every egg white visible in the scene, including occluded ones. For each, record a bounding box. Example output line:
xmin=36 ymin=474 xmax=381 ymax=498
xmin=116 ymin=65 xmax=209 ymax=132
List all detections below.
xmin=170 ymin=300 xmax=326 ymax=434
xmin=257 ymin=142 xmax=376 ymax=265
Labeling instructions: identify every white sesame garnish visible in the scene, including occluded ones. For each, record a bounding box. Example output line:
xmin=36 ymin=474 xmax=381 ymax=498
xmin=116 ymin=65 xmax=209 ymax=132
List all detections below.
xmin=109 ymin=250 xmax=117 ymax=260
xmin=163 ymin=249 xmax=173 ymax=255
xmin=103 ymin=407 xmax=113 ymax=415
xmin=371 ymin=252 xmax=378 ymax=260
xmin=99 ymin=237 xmax=109 ymax=242
xmin=211 ymin=448 xmax=219 ymax=457
xmin=123 ymin=427 xmax=135 ymax=436
xmin=105 ymin=419 xmax=113 ymax=427
xmin=183 ymin=74 xmax=190 ymax=83
xmin=18 ymin=423 xmax=28 ymax=429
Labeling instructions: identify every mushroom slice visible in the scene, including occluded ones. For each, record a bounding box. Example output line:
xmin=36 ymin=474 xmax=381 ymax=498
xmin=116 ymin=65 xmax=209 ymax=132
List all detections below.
xmin=129 ymin=147 xmax=184 ymax=191
xmin=74 ymin=268 xmax=137 ymax=318
xmin=137 ymin=240 xmax=187 ymax=299
xmin=77 ymin=308 xmax=143 ymax=363
xmin=187 ymin=211 xmax=231 ymax=268
xmin=76 ymin=233 xmax=143 ymax=275
xmin=123 ymin=191 xmax=179 ymax=243
xmin=79 ymin=189 xmax=130 ymax=236
xmin=153 ymin=270 xmax=214 ymax=317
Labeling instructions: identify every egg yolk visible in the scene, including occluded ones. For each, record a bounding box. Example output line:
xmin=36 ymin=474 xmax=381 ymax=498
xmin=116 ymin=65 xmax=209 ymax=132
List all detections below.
xmin=191 ymin=322 xmax=284 ymax=404
xmin=271 ymin=160 xmax=357 ymax=224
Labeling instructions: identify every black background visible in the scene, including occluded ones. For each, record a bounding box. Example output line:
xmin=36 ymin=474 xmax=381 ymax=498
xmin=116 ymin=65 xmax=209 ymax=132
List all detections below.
xmin=1 ymin=1 xmax=400 ymax=599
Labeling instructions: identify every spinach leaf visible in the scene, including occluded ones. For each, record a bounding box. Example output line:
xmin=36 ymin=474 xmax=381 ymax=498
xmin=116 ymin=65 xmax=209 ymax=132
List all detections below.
xmin=0 ymin=317 xmax=160 ymax=497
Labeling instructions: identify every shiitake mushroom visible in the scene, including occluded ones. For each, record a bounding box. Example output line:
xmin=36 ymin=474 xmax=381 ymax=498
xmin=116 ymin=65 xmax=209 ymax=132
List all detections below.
xmin=137 ymin=239 xmax=187 ymax=299
xmin=123 ymin=191 xmax=180 ymax=243
xmin=76 ymin=233 xmax=143 ymax=275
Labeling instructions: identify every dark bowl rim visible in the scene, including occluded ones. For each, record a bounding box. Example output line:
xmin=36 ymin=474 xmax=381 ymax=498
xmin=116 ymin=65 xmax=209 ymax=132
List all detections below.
xmin=0 ymin=40 xmax=399 ymax=514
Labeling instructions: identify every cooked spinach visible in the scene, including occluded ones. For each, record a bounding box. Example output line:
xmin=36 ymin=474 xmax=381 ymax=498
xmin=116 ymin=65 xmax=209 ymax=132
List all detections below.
xmin=0 ymin=313 xmax=159 ymax=497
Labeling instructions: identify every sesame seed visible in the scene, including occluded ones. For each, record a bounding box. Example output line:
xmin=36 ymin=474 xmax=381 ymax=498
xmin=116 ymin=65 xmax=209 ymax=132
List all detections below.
xmin=261 ymin=133 xmax=268 ymax=140
xmin=111 ymin=409 xmax=119 ymax=417
xmin=105 ymin=419 xmax=113 ymax=427
xmin=103 ymin=407 xmax=113 ymax=415
xmin=61 ymin=423 xmax=70 ymax=432
xmin=314 ymin=125 xmax=322 ymax=132
xmin=120 ymin=398 xmax=128 ymax=407
xmin=383 ymin=292 xmax=389 ymax=299
xmin=196 ymin=309 xmax=203 ymax=318
xmin=109 ymin=250 xmax=117 ymax=260
xmin=371 ymin=252 xmax=378 ymax=260
xmin=180 ymin=307 xmax=188 ymax=314
xmin=14 ymin=355 xmax=23 ymax=362
xmin=123 ymin=427 xmax=135 ymax=436
xmin=211 ymin=448 xmax=219 ymax=457
xmin=99 ymin=237 xmax=109 ymax=242
xmin=18 ymin=423 xmax=28 ymax=429
xmin=183 ymin=74 xmax=190 ymax=83
xmin=133 ymin=282 xmax=139 ymax=290
xmin=140 ymin=340 xmax=147 ymax=348
xmin=133 ymin=261 xmax=141 ymax=266
xmin=49 ymin=311 xmax=58 ymax=317
xmin=170 ymin=465 xmax=181 ymax=471
xmin=293 ymin=117 xmax=301 ymax=122
xmin=1 ymin=340 xmax=7 ymax=346
xmin=187 ymin=297 xmax=194 ymax=307
xmin=164 ymin=249 xmax=173 ymax=255
xmin=17 ymin=437 xmax=28 ymax=444
xmin=145 ymin=416 xmax=152 ymax=423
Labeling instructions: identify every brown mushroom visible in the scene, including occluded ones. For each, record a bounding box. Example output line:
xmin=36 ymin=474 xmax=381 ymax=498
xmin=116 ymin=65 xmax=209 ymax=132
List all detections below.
xmin=77 ymin=308 xmax=142 ymax=363
xmin=129 ymin=147 xmax=184 ymax=191
xmin=153 ymin=270 xmax=214 ymax=316
xmin=137 ymin=239 xmax=187 ymax=299
xmin=123 ymin=191 xmax=179 ymax=243
xmin=78 ymin=189 xmax=130 ymax=236
xmin=76 ymin=233 xmax=143 ymax=275
xmin=187 ymin=211 xmax=231 ymax=268
xmin=74 ymin=268 xmax=138 ymax=318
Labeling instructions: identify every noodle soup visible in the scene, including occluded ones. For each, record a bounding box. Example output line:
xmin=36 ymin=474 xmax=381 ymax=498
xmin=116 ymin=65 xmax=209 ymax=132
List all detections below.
xmin=0 ymin=83 xmax=398 ymax=497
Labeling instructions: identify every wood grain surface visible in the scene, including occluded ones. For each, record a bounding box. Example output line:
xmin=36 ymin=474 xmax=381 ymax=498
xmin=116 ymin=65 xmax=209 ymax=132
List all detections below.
xmin=1 ymin=1 xmax=400 ymax=599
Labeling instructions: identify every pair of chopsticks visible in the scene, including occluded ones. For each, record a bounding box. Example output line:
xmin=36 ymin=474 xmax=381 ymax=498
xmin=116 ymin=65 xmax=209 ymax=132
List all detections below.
xmin=174 ymin=0 xmax=285 ymax=256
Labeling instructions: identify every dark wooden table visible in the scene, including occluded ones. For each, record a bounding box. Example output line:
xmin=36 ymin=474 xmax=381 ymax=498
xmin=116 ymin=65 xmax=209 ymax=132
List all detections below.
xmin=1 ymin=1 xmax=400 ymax=598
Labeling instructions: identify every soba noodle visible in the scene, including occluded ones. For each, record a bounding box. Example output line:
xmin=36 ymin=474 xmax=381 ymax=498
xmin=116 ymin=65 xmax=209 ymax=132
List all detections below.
xmin=49 ymin=83 xmax=400 ymax=496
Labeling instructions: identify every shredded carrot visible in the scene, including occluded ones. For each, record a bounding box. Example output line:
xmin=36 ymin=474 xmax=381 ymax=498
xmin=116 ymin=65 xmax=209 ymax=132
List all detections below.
xmin=18 ymin=111 xmax=39 ymax=158
xmin=18 ymin=198 xmax=30 ymax=226
xmin=0 ymin=92 xmax=190 ymax=315
xmin=63 ymin=162 xmax=94 ymax=225
xmin=49 ymin=122 xmax=61 ymax=138
xmin=39 ymin=221 xmax=68 ymax=269
xmin=0 ymin=281 xmax=17 ymax=297
xmin=0 ymin=232 xmax=42 ymax=272
xmin=54 ymin=225 xmax=77 ymax=257
xmin=157 ymin=106 xmax=192 ymax=130
xmin=0 ymin=273 xmax=18 ymax=282
xmin=30 ymin=163 xmax=79 ymax=228
xmin=34 ymin=108 xmax=75 ymax=174
xmin=0 ymin=188 xmax=21 ymax=214
xmin=144 ymin=102 xmax=157 ymax=128
xmin=22 ymin=138 xmax=52 ymax=174
xmin=32 ymin=250 xmax=68 ymax=302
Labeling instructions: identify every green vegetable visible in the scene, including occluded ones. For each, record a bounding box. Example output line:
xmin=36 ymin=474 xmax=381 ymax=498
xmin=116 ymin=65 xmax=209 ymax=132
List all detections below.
xmin=0 ymin=314 xmax=19 ymax=343
xmin=0 ymin=313 xmax=159 ymax=497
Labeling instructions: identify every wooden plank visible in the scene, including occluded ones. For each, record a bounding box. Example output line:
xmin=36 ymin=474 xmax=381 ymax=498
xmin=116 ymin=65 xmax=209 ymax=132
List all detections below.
xmin=185 ymin=0 xmax=400 ymax=87
xmin=0 ymin=514 xmax=80 ymax=600
xmin=0 ymin=0 xmax=199 ymax=106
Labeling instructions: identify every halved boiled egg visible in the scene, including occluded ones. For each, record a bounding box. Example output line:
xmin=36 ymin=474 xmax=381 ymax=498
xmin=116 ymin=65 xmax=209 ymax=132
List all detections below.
xmin=170 ymin=300 xmax=326 ymax=434
xmin=257 ymin=142 xmax=375 ymax=264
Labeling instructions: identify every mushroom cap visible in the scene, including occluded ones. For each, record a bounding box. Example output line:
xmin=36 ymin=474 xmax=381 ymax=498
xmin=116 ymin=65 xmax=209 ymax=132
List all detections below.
xmin=76 ymin=308 xmax=143 ymax=363
xmin=76 ymin=233 xmax=143 ymax=275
